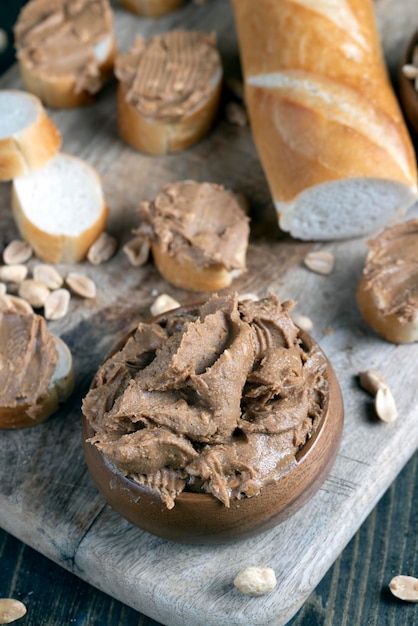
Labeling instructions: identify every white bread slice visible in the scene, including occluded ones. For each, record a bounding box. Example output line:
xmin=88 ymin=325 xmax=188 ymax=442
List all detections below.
xmin=0 ymin=308 xmax=74 ymax=429
xmin=11 ymin=153 xmax=109 ymax=264
xmin=120 ymin=0 xmax=184 ymax=16
xmin=0 ymin=90 xmax=61 ymax=181
xmin=232 ymin=0 xmax=418 ymax=240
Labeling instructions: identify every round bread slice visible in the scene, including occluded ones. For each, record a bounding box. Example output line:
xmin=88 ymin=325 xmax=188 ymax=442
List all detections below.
xmin=14 ymin=0 xmax=116 ymax=109
xmin=18 ymin=33 xmax=116 ymax=109
xmin=0 ymin=308 xmax=74 ymax=429
xmin=356 ymin=219 xmax=418 ymax=343
xmin=120 ymin=0 xmax=184 ymax=16
xmin=116 ymin=31 xmax=222 ymax=155
xmin=11 ymin=153 xmax=109 ymax=264
xmin=137 ymin=181 xmax=250 ymax=292
xmin=0 ymin=90 xmax=61 ymax=181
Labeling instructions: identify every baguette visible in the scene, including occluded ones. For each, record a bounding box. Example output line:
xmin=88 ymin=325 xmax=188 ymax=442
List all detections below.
xmin=232 ymin=0 xmax=418 ymax=240
xmin=14 ymin=0 xmax=116 ymax=109
xmin=0 ymin=90 xmax=61 ymax=181
xmin=11 ymin=153 xmax=109 ymax=264
xmin=120 ymin=0 xmax=185 ymax=17
xmin=0 ymin=307 xmax=74 ymax=429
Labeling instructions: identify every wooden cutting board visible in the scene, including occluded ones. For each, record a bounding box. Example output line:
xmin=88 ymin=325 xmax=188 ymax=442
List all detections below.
xmin=1 ymin=2 xmax=417 ymax=625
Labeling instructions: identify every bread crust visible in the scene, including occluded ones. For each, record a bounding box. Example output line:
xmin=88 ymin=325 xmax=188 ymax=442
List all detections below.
xmin=245 ymin=81 xmax=416 ymax=204
xmin=232 ymin=0 xmax=418 ymax=239
xmin=357 ymin=277 xmax=418 ymax=344
xmin=117 ymin=76 xmax=222 ymax=155
xmin=151 ymin=243 xmax=243 ymax=292
xmin=120 ymin=0 xmax=184 ymax=16
xmin=0 ymin=336 xmax=74 ymax=429
xmin=18 ymin=36 xmax=116 ymax=109
xmin=0 ymin=91 xmax=61 ymax=181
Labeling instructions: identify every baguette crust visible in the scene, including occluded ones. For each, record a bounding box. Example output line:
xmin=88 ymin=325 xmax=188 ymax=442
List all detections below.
xmin=120 ymin=0 xmax=184 ymax=16
xmin=232 ymin=0 xmax=418 ymax=240
xmin=151 ymin=243 xmax=244 ymax=292
xmin=357 ymin=282 xmax=418 ymax=344
xmin=18 ymin=37 xmax=116 ymax=109
xmin=0 ymin=91 xmax=61 ymax=180
xmin=117 ymin=75 xmax=222 ymax=155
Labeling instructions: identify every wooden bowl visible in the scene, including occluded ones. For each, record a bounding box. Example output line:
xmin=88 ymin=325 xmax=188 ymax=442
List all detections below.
xmin=82 ymin=309 xmax=344 ymax=545
xmin=399 ymin=29 xmax=418 ymax=137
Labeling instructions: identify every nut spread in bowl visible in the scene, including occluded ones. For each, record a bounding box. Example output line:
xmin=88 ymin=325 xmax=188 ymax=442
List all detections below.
xmin=82 ymin=293 xmax=343 ymax=543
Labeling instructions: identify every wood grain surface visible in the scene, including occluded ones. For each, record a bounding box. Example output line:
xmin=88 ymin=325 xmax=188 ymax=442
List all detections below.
xmin=0 ymin=1 xmax=418 ymax=625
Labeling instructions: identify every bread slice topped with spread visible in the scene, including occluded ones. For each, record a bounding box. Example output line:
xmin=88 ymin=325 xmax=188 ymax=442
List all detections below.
xmin=0 ymin=90 xmax=61 ymax=181
xmin=232 ymin=0 xmax=418 ymax=240
xmin=136 ymin=181 xmax=250 ymax=292
xmin=115 ymin=30 xmax=222 ymax=155
xmin=11 ymin=153 xmax=109 ymax=264
xmin=14 ymin=0 xmax=116 ymax=109
xmin=357 ymin=219 xmax=418 ymax=343
xmin=0 ymin=303 xmax=74 ymax=429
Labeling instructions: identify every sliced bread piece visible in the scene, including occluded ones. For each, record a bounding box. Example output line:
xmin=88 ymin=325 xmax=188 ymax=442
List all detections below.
xmin=0 ymin=307 xmax=74 ymax=429
xmin=357 ymin=219 xmax=418 ymax=343
xmin=0 ymin=89 xmax=61 ymax=181
xmin=137 ymin=181 xmax=249 ymax=292
xmin=11 ymin=152 xmax=109 ymax=264
xmin=115 ymin=31 xmax=222 ymax=155
xmin=14 ymin=0 xmax=116 ymax=109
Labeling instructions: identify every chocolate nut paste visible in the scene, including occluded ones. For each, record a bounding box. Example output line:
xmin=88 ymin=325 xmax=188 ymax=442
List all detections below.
xmin=115 ymin=30 xmax=221 ymax=120
xmin=137 ymin=181 xmax=250 ymax=273
xmin=360 ymin=219 xmax=418 ymax=323
xmin=0 ymin=310 xmax=58 ymax=420
xmin=14 ymin=0 xmax=114 ymax=94
xmin=82 ymin=293 xmax=329 ymax=509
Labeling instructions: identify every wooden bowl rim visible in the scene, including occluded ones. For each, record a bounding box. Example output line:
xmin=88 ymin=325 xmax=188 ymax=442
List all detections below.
xmin=84 ymin=301 xmax=342 ymax=506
